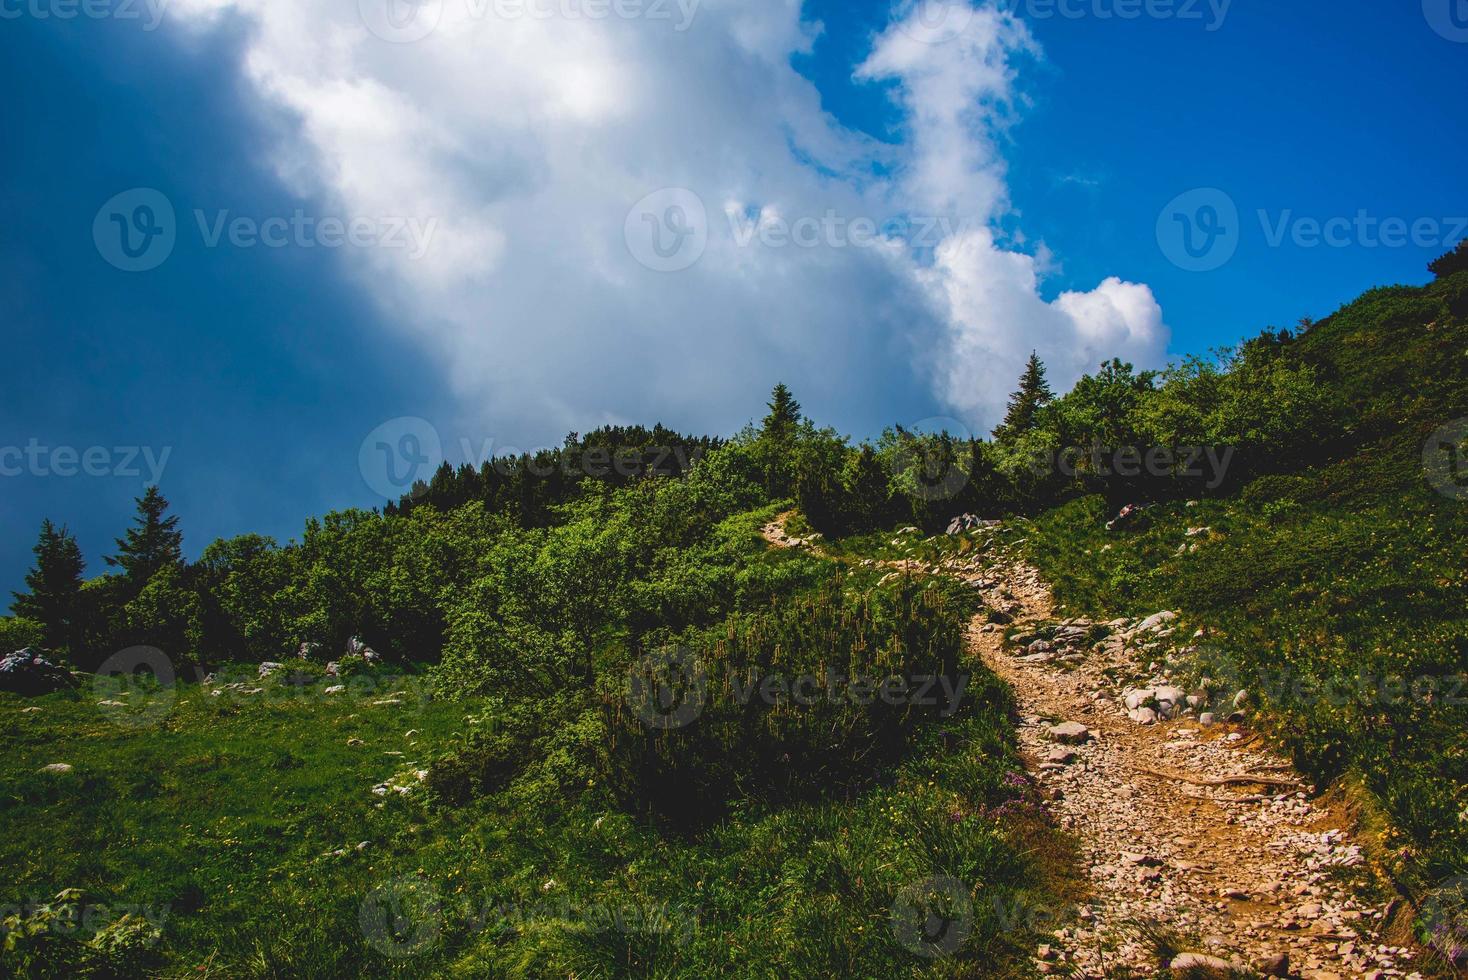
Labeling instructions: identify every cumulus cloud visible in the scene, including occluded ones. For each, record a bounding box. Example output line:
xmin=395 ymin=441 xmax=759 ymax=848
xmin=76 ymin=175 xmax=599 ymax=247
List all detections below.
xmin=165 ymin=0 xmax=1167 ymax=444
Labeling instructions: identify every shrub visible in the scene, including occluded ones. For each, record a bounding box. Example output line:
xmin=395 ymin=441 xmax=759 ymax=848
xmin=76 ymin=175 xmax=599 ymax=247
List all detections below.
xmin=600 ymin=577 xmax=969 ymax=829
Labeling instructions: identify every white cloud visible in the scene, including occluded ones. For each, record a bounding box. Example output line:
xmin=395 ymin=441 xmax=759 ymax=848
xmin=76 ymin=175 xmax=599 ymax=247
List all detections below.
xmin=165 ymin=0 xmax=1167 ymax=443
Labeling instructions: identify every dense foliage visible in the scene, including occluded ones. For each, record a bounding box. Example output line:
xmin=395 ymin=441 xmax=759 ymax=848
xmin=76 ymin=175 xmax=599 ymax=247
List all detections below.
xmin=1025 ymin=267 xmax=1468 ymax=889
xmin=4 ymin=247 xmax=1465 ymax=975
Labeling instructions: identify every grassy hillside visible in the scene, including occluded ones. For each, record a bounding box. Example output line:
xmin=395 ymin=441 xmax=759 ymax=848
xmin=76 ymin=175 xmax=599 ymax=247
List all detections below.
xmin=1024 ymin=272 xmax=1468 ymax=891
xmin=5 ymin=267 xmax=1464 ymax=977
xmin=1 ymin=518 xmax=1066 ymax=978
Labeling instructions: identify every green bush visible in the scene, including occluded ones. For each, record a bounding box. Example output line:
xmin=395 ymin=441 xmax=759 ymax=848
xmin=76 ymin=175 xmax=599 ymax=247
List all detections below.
xmin=600 ymin=577 xmax=970 ymax=829
xmin=0 ymin=617 xmax=43 ymax=653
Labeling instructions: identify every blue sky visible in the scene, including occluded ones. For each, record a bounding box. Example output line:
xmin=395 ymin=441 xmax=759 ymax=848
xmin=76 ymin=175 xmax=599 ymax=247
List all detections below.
xmin=1 ymin=0 xmax=1464 ymax=600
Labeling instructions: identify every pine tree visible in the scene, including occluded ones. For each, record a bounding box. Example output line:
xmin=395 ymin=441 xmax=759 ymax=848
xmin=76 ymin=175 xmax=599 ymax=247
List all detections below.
xmin=1429 ymin=239 xmax=1468 ymax=279
xmin=992 ymin=352 xmax=1053 ymax=442
xmin=759 ymin=384 xmax=804 ymax=497
xmin=761 ymin=383 xmax=802 ymax=443
xmin=11 ymin=520 xmax=85 ymax=652
xmin=107 ymin=486 xmax=183 ymax=588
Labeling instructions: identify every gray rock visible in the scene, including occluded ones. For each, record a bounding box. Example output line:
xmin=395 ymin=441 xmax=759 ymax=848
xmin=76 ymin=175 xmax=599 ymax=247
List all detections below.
xmin=1169 ymin=952 xmax=1237 ymax=972
xmin=0 ymin=648 xmax=76 ymax=696
xmin=1046 ymin=722 xmax=1091 ymax=744
xmin=1136 ymin=610 xmax=1179 ymax=632
xmin=1198 ymin=712 xmax=1216 ymax=726
xmin=1254 ymin=952 xmax=1290 ymax=976
xmin=1128 ymin=707 xmax=1158 ymax=725
xmin=1153 ymin=685 xmax=1186 ymax=705
xmin=346 ymin=637 xmax=382 ymax=663
xmin=38 ymin=762 xmax=74 ymax=774
xmin=258 ymin=662 xmax=285 ymax=679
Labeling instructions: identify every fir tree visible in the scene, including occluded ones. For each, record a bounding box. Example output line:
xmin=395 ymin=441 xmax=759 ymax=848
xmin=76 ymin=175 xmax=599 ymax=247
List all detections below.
xmin=11 ymin=520 xmax=85 ymax=652
xmin=761 ymin=383 xmax=802 ymax=443
xmin=759 ymin=384 xmax=803 ymax=497
xmin=107 ymin=486 xmax=183 ymax=587
xmin=1429 ymin=239 xmax=1468 ymax=279
xmin=992 ymin=352 xmax=1053 ymax=442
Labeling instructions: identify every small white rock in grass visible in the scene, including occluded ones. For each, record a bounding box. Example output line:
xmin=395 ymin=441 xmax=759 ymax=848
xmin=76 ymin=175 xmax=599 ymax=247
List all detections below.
xmin=38 ymin=763 xmax=73 ymax=774
xmin=324 ymin=685 xmax=345 ymax=695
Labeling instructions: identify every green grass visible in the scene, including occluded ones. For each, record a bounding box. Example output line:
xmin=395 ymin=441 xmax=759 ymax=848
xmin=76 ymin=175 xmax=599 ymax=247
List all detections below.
xmin=1018 ymin=273 xmax=1468 ymax=893
xmin=1 ymin=528 xmax=1065 ymax=978
xmin=1023 ymin=444 xmax=1468 ymax=887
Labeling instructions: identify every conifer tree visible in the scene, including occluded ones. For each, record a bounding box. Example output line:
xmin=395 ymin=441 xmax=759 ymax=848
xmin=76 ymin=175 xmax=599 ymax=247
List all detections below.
xmin=992 ymin=352 xmax=1053 ymax=442
xmin=107 ymin=486 xmax=183 ymax=588
xmin=11 ymin=520 xmax=85 ymax=652
xmin=761 ymin=383 xmax=802 ymax=443
xmin=759 ymin=383 xmax=804 ymax=497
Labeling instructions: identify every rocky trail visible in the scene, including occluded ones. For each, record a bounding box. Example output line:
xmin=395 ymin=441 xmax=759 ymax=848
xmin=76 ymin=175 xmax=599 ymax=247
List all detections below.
xmin=761 ymin=514 xmax=1428 ymax=979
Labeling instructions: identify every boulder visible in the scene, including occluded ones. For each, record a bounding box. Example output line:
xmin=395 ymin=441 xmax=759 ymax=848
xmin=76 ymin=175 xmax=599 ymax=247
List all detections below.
xmin=346 ymin=637 xmax=382 ymax=663
xmin=1254 ymin=952 xmax=1290 ymax=977
xmin=258 ymin=662 xmax=285 ymax=679
xmin=1124 ymin=685 xmax=1186 ymax=717
xmin=1046 ymin=722 xmax=1091 ymax=744
xmin=1135 ymin=611 xmax=1179 ymax=632
xmin=939 ymin=513 xmax=998 ymax=536
xmin=0 ymin=648 xmax=76 ymax=696
xmin=297 ymin=641 xmax=322 ymax=659
xmin=1170 ymin=952 xmax=1238 ymax=973
xmin=37 ymin=762 xmax=74 ymax=774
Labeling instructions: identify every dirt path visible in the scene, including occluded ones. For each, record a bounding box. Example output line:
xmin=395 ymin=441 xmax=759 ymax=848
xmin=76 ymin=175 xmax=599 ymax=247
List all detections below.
xmin=761 ymin=514 xmax=1426 ymax=979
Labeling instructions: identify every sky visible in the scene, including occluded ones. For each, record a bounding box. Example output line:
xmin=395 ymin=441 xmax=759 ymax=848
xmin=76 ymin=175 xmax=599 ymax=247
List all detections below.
xmin=1 ymin=0 xmax=1465 ymax=599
